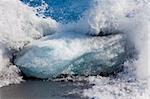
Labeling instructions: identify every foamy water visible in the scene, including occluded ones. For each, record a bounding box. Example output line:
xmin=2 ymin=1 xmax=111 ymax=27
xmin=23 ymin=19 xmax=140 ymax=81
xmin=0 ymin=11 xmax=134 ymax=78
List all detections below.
xmin=0 ymin=0 xmax=149 ymax=98
xmin=0 ymin=0 xmax=58 ymax=87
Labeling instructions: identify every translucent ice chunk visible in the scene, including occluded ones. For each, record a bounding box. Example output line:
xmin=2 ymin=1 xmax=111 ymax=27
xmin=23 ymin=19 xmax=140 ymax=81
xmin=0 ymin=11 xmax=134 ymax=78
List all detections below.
xmin=15 ymin=33 xmax=125 ymax=79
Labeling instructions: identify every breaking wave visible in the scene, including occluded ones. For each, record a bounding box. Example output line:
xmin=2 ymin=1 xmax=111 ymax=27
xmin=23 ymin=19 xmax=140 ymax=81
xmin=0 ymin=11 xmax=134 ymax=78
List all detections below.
xmin=0 ymin=0 xmax=149 ymax=98
xmin=0 ymin=0 xmax=58 ymax=87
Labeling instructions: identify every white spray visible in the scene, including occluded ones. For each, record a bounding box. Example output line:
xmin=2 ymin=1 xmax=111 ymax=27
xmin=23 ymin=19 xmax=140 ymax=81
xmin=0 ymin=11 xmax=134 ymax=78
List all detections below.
xmin=0 ymin=0 xmax=58 ymax=87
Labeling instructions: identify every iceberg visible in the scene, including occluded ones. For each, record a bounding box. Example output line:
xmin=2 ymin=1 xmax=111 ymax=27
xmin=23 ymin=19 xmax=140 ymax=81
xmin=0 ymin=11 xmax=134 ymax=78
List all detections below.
xmin=15 ymin=32 xmax=126 ymax=79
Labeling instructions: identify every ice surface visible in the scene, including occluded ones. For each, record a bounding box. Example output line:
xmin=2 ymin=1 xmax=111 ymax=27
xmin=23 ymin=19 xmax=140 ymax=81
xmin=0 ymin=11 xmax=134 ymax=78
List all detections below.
xmin=15 ymin=33 xmax=125 ymax=78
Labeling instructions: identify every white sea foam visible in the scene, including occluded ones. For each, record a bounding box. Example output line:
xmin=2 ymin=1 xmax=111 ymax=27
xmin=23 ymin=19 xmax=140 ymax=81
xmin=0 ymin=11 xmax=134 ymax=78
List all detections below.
xmin=0 ymin=0 xmax=149 ymax=98
xmin=0 ymin=0 xmax=58 ymax=87
xmin=83 ymin=62 xmax=150 ymax=99
xmin=80 ymin=0 xmax=150 ymax=98
xmin=60 ymin=0 xmax=150 ymax=80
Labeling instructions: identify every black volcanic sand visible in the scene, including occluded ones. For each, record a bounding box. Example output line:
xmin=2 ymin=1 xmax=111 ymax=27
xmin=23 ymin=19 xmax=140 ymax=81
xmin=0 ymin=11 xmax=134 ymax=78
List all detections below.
xmin=0 ymin=80 xmax=91 ymax=99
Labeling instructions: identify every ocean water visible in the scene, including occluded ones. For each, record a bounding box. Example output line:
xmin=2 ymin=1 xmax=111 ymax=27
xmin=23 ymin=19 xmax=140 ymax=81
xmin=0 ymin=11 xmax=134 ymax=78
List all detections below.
xmin=21 ymin=0 xmax=91 ymax=23
xmin=0 ymin=0 xmax=150 ymax=99
xmin=0 ymin=80 xmax=90 ymax=99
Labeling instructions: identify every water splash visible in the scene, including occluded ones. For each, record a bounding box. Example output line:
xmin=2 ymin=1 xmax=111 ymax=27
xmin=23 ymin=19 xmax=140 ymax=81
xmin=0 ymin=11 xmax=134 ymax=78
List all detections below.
xmin=0 ymin=1 xmax=149 ymax=98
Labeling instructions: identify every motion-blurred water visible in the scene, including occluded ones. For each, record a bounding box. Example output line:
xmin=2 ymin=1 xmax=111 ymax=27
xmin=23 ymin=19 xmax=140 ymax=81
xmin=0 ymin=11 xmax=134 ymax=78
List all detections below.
xmin=0 ymin=0 xmax=149 ymax=99
xmin=21 ymin=0 xmax=90 ymax=23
